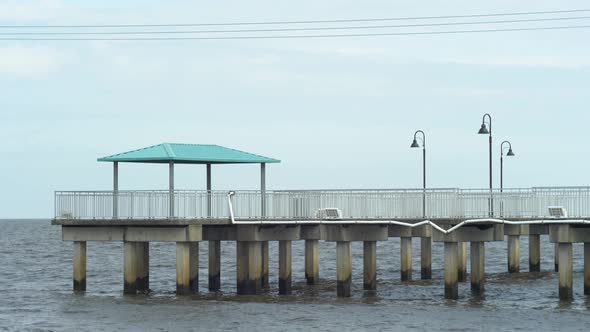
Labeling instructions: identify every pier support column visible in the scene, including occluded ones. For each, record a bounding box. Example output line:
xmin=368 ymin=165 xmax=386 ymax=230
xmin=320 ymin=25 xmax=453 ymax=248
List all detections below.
xmin=208 ymin=240 xmax=221 ymax=291
xmin=278 ymin=240 xmax=292 ymax=295
xmin=73 ymin=241 xmax=86 ymax=292
xmin=305 ymin=240 xmax=319 ymax=285
xmin=336 ymin=241 xmax=352 ymax=297
xmin=189 ymin=242 xmax=199 ymax=292
xmin=444 ymin=242 xmax=459 ymax=300
xmin=585 ymin=243 xmax=590 ymax=295
xmin=124 ymin=242 xmax=139 ymax=295
xmin=421 ymin=237 xmax=432 ymax=279
xmin=458 ymin=242 xmax=467 ymax=282
xmin=558 ymin=243 xmax=573 ymax=300
xmin=554 ymin=243 xmax=559 ymax=272
xmin=236 ymin=241 xmax=262 ymax=295
xmin=401 ymin=237 xmax=412 ymax=281
xmin=363 ymin=241 xmax=377 ymax=290
xmin=176 ymin=242 xmax=195 ymax=295
xmin=507 ymin=235 xmax=520 ymax=273
xmin=261 ymin=241 xmax=269 ymax=288
xmin=136 ymin=242 xmax=149 ymax=292
xmin=529 ymin=234 xmax=540 ymax=272
xmin=470 ymin=242 xmax=485 ymax=292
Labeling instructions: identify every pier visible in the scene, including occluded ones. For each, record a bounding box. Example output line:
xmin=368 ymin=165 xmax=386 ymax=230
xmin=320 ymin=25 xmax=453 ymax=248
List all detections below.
xmin=53 ymin=143 xmax=590 ymax=300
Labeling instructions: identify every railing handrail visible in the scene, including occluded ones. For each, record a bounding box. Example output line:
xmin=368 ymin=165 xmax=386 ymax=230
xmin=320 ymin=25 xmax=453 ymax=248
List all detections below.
xmin=56 ymin=186 xmax=590 ymax=194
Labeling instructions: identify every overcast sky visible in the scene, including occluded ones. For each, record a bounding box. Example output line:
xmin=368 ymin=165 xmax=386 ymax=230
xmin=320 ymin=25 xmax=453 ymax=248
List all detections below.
xmin=2 ymin=0 xmax=590 ymax=218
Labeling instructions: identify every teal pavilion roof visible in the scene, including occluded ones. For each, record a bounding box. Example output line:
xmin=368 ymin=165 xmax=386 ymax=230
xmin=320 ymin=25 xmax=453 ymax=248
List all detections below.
xmin=98 ymin=143 xmax=280 ymax=164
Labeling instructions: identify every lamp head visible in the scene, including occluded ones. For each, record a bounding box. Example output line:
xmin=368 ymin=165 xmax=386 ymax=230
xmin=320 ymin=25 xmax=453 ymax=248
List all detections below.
xmin=478 ymin=123 xmax=490 ymax=134
xmin=410 ymin=139 xmax=420 ymax=148
xmin=507 ymin=148 xmax=515 ymax=156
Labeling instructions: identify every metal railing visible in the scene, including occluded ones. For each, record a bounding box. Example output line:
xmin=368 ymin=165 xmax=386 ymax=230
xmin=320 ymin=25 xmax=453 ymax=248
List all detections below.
xmin=54 ymin=187 xmax=590 ymax=220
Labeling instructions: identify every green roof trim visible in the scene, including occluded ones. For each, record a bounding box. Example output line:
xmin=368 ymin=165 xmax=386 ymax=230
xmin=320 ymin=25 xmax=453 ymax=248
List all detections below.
xmin=97 ymin=143 xmax=281 ymax=164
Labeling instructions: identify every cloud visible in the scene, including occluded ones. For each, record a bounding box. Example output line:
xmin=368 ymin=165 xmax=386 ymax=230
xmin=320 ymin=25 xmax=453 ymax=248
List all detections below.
xmin=0 ymin=0 xmax=68 ymax=21
xmin=0 ymin=46 xmax=69 ymax=77
xmin=442 ymin=56 xmax=590 ymax=69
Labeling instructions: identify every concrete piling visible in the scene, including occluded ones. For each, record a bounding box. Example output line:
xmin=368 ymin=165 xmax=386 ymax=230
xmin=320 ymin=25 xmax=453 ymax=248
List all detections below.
xmin=124 ymin=241 xmax=138 ymax=294
xmin=176 ymin=242 xmax=193 ymax=295
xmin=261 ymin=241 xmax=269 ymax=288
xmin=305 ymin=240 xmax=319 ymax=285
xmin=136 ymin=242 xmax=150 ymax=292
xmin=208 ymin=240 xmax=221 ymax=291
xmin=363 ymin=241 xmax=377 ymax=290
xmin=236 ymin=241 xmax=262 ymax=295
xmin=336 ymin=241 xmax=352 ymax=297
xmin=444 ymin=242 xmax=459 ymax=300
xmin=558 ymin=243 xmax=573 ymax=300
xmin=470 ymin=242 xmax=485 ymax=292
xmin=585 ymin=243 xmax=590 ymax=295
xmin=529 ymin=234 xmax=541 ymax=272
xmin=189 ymin=242 xmax=199 ymax=292
xmin=400 ymin=237 xmax=412 ymax=281
xmin=507 ymin=235 xmax=520 ymax=273
xmin=458 ymin=242 xmax=467 ymax=282
xmin=554 ymin=243 xmax=559 ymax=272
xmin=73 ymin=241 xmax=86 ymax=292
xmin=421 ymin=237 xmax=432 ymax=279
xmin=278 ymin=240 xmax=292 ymax=295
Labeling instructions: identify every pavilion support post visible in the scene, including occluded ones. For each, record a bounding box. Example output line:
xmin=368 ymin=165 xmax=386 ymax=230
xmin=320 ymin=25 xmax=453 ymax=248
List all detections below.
xmin=529 ymin=234 xmax=541 ymax=272
xmin=458 ymin=242 xmax=467 ymax=282
xmin=209 ymin=240 xmax=221 ymax=291
xmin=558 ymin=243 xmax=573 ymax=300
xmin=363 ymin=241 xmax=377 ymax=290
xmin=206 ymin=163 xmax=212 ymax=217
xmin=73 ymin=241 xmax=86 ymax=292
xmin=305 ymin=240 xmax=319 ymax=285
xmin=401 ymin=237 xmax=412 ymax=281
xmin=136 ymin=242 xmax=150 ymax=292
xmin=336 ymin=241 xmax=352 ymax=297
xmin=508 ymin=235 xmax=520 ymax=273
xmin=278 ymin=240 xmax=292 ymax=295
xmin=444 ymin=242 xmax=459 ymax=300
xmin=113 ymin=162 xmax=118 ymax=219
xmin=124 ymin=242 xmax=139 ymax=295
xmin=421 ymin=237 xmax=432 ymax=279
xmin=584 ymin=243 xmax=590 ymax=295
xmin=169 ymin=161 xmax=175 ymax=218
xmin=470 ymin=242 xmax=485 ymax=293
xmin=260 ymin=163 xmax=266 ymax=218
xmin=261 ymin=241 xmax=269 ymax=288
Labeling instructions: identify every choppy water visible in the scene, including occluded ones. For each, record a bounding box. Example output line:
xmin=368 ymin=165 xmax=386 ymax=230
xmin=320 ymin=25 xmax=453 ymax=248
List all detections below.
xmin=1 ymin=219 xmax=590 ymax=331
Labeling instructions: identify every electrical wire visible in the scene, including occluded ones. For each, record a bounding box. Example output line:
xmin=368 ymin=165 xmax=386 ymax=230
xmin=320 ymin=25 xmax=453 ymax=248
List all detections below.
xmin=0 ymin=9 xmax=589 ymax=28
xmin=0 ymin=25 xmax=588 ymax=40
xmin=0 ymin=16 xmax=588 ymax=35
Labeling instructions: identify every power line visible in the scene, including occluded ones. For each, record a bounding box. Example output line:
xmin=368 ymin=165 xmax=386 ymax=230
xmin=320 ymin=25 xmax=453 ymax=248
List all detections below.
xmin=0 ymin=25 xmax=588 ymax=40
xmin=1 ymin=9 xmax=589 ymax=28
xmin=0 ymin=16 xmax=588 ymax=35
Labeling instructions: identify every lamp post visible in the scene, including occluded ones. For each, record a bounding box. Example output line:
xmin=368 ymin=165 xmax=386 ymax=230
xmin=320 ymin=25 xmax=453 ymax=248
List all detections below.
xmin=500 ymin=141 xmax=515 ymax=192
xmin=410 ymin=130 xmax=426 ymax=217
xmin=477 ymin=114 xmax=493 ymax=216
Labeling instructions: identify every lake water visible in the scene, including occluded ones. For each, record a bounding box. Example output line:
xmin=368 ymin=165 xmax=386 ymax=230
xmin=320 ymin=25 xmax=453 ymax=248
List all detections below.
xmin=1 ymin=219 xmax=590 ymax=331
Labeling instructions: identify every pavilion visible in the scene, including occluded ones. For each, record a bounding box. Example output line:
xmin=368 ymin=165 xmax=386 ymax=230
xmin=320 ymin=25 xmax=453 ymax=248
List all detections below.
xmin=97 ymin=143 xmax=280 ymax=217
